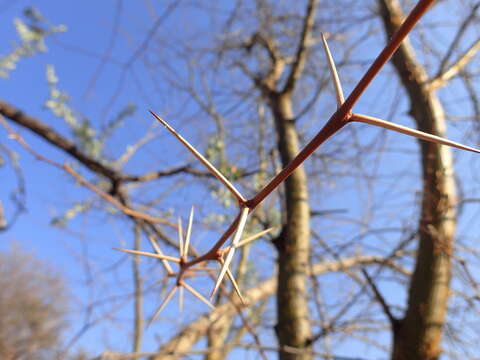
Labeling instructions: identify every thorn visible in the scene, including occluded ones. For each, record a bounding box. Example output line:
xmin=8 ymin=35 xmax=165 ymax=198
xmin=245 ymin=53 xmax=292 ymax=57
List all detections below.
xmin=184 ymin=206 xmax=194 ymax=259
xmin=225 ymin=263 xmax=246 ymax=305
xmin=321 ymin=33 xmax=345 ymax=107
xmin=211 ymin=247 xmax=236 ymax=299
xmin=182 ymin=281 xmax=214 ymax=309
xmin=179 ymin=285 xmax=184 ymax=312
xmin=236 ymin=226 xmax=277 ymax=248
xmin=177 ymin=217 xmax=184 ymax=258
xmin=351 ymin=113 xmax=480 ymax=154
xmin=114 ymin=248 xmax=180 ymax=263
xmin=149 ymin=111 xmax=246 ymax=203
xmin=148 ymin=286 xmax=178 ymax=327
xmin=147 ymin=235 xmax=174 ymax=275
xmin=210 ymin=207 xmax=249 ymax=298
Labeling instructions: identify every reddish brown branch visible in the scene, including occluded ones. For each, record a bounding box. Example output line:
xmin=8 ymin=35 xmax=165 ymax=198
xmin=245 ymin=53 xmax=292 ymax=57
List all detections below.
xmin=246 ymin=0 xmax=435 ymax=209
xmin=144 ymin=0 xmax=438 ymax=293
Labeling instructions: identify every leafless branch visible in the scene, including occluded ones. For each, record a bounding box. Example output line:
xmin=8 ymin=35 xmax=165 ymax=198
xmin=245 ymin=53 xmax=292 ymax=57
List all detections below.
xmin=361 ymin=268 xmax=397 ymax=325
xmin=435 ymin=2 xmax=480 ymax=77
xmin=429 ymin=39 xmax=480 ymax=90
xmin=282 ymin=0 xmax=319 ymax=94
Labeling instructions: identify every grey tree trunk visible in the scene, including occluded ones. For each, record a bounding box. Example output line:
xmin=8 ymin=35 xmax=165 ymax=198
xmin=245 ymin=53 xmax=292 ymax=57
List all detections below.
xmin=270 ymin=93 xmax=312 ymax=360
xmin=378 ymin=1 xmax=457 ymax=359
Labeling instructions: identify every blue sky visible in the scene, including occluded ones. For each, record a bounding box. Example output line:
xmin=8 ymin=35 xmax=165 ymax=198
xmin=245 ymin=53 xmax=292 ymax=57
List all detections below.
xmin=1 ymin=1 xmax=480 ymax=359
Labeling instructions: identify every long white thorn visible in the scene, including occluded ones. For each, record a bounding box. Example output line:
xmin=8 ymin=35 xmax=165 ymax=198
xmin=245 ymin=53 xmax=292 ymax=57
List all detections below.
xmin=211 ymin=247 xmax=236 ymax=299
xmin=150 ymin=111 xmax=246 ymax=203
xmin=177 ymin=217 xmax=184 ymax=258
xmin=148 ymin=285 xmax=178 ymax=327
xmin=225 ymin=264 xmax=246 ymax=305
xmin=352 ymin=113 xmax=480 ymax=154
xmin=179 ymin=285 xmax=184 ymax=313
xmin=211 ymin=207 xmax=250 ymax=299
xmin=184 ymin=206 xmax=194 ymax=260
xmin=321 ymin=33 xmax=345 ymax=107
xmin=114 ymin=248 xmax=180 ymax=263
xmin=182 ymin=281 xmax=214 ymax=309
xmin=236 ymin=226 xmax=277 ymax=248
xmin=147 ymin=235 xmax=174 ymax=275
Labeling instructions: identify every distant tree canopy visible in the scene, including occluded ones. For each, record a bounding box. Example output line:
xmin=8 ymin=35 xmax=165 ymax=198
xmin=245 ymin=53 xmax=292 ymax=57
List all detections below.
xmin=0 ymin=245 xmax=68 ymax=360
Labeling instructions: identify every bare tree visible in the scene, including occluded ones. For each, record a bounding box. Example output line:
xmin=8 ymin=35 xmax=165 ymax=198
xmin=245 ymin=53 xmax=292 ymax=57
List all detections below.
xmin=0 ymin=245 xmax=68 ymax=360
xmin=376 ymin=1 xmax=480 ymax=359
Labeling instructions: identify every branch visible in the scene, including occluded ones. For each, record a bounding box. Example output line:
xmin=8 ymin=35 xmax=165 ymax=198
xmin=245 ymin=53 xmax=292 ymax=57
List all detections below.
xmin=282 ymin=0 xmax=319 ymax=94
xmin=123 ymin=165 xmax=258 ymax=183
xmin=0 ymin=116 xmax=177 ymax=228
xmin=63 ymin=164 xmax=177 ymax=227
xmin=435 ymin=2 xmax=480 ymax=77
xmin=428 ymin=38 xmax=480 ymax=90
xmin=248 ymin=0 xmax=436 ymax=209
xmin=250 ymin=32 xmax=280 ymax=64
xmin=361 ymin=268 xmax=397 ymax=325
xmin=0 ymin=100 xmax=213 ymax=187
xmin=0 ymin=99 xmax=121 ymax=180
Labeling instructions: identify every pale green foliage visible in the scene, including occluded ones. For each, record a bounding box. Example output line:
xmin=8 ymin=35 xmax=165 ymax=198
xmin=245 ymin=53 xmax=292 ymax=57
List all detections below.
xmin=44 ymin=64 xmax=137 ymax=227
xmin=44 ymin=64 xmax=137 ymax=160
xmin=44 ymin=64 xmax=100 ymax=156
xmin=51 ymin=201 xmax=93 ymax=228
xmin=205 ymin=135 xmax=225 ymax=165
xmin=205 ymin=135 xmax=243 ymax=208
xmin=100 ymin=102 xmax=137 ymax=145
xmin=204 ymin=212 xmax=229 ymax=226
xmin=0 ymin=8 xmax=66 ymax=78
xmin=45 ymin=64 xmax=77 ymax=126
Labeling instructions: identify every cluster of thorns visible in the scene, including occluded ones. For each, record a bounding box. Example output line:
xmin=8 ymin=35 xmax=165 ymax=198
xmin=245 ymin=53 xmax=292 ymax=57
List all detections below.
xmin=115 ymin=0 xmax=480 ymax=326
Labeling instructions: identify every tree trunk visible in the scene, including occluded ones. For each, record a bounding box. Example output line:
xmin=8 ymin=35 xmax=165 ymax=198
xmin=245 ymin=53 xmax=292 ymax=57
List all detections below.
xmin=378 ymin=1 xmax=457 ymax=359
xmin=132 ymin=224 xmax=143 ymax=354
xmin=270 ymin=93 xmax=312 ymax=360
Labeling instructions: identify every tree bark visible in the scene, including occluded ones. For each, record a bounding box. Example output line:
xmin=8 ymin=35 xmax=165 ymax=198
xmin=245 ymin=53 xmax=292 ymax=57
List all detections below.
xmin=132 ymin=224 xmax=143 ymax=354
xmin=270 ymin=93 xmax=312 ymax=360
xmin=378 ymin=1 xmax=457 ymax=359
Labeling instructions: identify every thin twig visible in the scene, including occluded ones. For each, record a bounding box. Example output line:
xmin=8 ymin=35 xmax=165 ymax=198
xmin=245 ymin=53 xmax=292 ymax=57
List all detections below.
xmin=428 ymin=38 xmax=480 ymax=90
xmin=0 ymin=116 xmax=177 ymax=228
xmin=64 ymin=164 xmax=176 ymax=227
xmin=360 ymin=268 xmax=397 ymax=325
